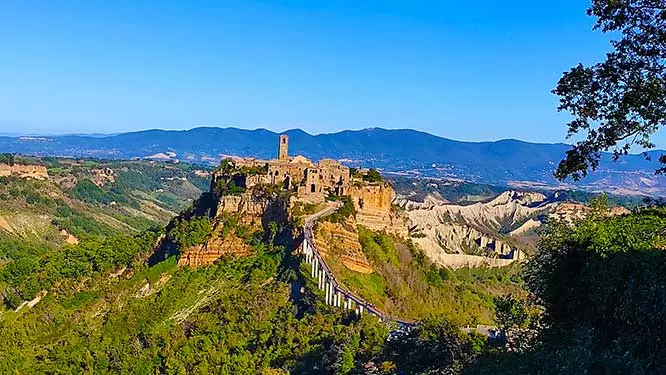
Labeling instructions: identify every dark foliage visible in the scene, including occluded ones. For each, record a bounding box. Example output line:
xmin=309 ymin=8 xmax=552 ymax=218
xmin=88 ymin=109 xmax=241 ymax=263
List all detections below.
xmin=364 ymin=168 xmax=383 ymax=183
xmin=0 ymin=153 xmax=15 ymax=165
xmin=469 ymin=207 xmax=666 ymax=374
xmin=554 ymin=0 xmax=666 ymax=180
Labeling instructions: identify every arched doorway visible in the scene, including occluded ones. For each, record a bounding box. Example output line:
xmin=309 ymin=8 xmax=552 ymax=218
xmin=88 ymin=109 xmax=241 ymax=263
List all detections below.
xmin=310 ymin=183 xmax=316 ymax=193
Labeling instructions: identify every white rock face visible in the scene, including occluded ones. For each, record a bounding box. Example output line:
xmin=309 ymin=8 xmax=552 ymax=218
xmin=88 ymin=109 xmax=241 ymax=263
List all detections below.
xmin=397 ymin=190 xmax=558 ymax=268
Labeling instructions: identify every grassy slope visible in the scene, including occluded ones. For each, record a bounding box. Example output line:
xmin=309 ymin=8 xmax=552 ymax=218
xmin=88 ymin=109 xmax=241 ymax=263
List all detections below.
xmin=328 ymin=226 xmax=525 ymax=326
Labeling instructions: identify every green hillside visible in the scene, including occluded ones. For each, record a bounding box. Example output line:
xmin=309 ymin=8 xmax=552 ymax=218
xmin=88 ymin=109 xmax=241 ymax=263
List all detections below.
xmin=0 ymin=158 xmax=212 ymax=244
xmin=0 ymin=192 xmax=484 ymax=374
xmin=326 ymin=226 xmax=524 ymax=326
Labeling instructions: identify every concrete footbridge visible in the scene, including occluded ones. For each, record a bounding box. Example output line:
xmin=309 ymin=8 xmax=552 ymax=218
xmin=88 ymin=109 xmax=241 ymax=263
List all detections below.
xmin=301 ymin=203 xmax=415 ymax=330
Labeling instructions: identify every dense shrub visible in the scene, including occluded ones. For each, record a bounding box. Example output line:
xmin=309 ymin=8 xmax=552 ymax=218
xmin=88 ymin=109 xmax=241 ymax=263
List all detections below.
xmin=363 ymin=168 xmax=383 ymax=183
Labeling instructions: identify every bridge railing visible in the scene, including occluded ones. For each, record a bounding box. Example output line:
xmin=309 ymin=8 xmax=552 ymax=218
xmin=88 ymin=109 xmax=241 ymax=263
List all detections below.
xmin=301 ymin=206 xmax=415 ymax=329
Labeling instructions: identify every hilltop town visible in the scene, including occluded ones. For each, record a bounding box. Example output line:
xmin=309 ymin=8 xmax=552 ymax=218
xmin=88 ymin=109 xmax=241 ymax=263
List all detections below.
xmin=214 ymin=134 xmax=353 ymax=199
xmin=177 ymin=134 xmax=406 ymax=267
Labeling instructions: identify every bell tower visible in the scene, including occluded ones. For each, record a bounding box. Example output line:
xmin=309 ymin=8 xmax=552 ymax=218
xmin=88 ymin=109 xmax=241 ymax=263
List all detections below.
xmin=278 ymin=134 xmax=289 ymax=160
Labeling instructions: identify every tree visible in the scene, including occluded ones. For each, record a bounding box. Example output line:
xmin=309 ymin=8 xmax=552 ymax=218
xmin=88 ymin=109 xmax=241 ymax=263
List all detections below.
xmin=0 ymin=153 xmax=15 ymax=165
xmin=494 ymin=295 xmax=540 ymax=353
xmin=553 ymin=0 xmax=666 ymax=180
xmin=218 ymin=158 xmax=237 ymax=175
xmin=364 ymin=169 xmax=383 ymax=183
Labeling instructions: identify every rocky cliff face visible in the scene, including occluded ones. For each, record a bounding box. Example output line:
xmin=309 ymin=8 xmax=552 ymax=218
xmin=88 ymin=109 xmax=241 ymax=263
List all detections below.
xmin=178 ymin=187 xmax=289 ymax=268
xmin=0 ymin=163 xmax=48 ymax=180
xmin=349 ymin=183 xmax=408 ymax=237
xmin=412 ymin=220 xmax=522 ymax=260
xmin=213 ymin=192 xmax=285 ymax=228
xmin=178 ymin=234 xmax=253 ymax=267
xmin=396 ymin=191 xmax=556 ymax=267
xmin=396 ymin=190 xmax=630 ymax=268
xmin=314 ymin=216 xmax=373 ymax=274
xmin=397 ymin=191 xmax=554 ymax=234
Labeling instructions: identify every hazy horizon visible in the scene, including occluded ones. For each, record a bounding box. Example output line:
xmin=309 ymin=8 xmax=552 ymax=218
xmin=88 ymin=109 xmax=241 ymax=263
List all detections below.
xmin=0 ymin=125 xmax=577 ymax=146
xmin=0 ymin=122 xmax=596 ymax=145
xmin=1 ymin=1 xmax=647 ymax=145
xmin=2 ymin=1 xmax=665 ymax=148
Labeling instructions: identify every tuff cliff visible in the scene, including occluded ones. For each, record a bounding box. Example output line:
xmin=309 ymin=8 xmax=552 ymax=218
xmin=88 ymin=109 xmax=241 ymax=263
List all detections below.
xmin=177 ymin=232 xmax=253 ymax=267
xmin=349 ymin=183 xmax=408 ymax=237
xmin=314 ymin=216 xmax=373 ymax=274
xmin=0 ymin=163 xmax=48 ymax=180
xmin=177 ymin=185 xmax=290 ymax=267
xmin=310 ymin=183 xmax=408 ymax=276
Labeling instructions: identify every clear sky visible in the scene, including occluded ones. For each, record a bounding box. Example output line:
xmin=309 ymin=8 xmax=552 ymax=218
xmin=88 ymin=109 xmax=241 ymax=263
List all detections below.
xmin=0 ymin=0 xmax=643 ymax=145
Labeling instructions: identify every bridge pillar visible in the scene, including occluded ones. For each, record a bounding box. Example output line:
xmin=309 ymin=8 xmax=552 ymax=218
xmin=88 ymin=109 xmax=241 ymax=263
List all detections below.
xmin=311 ymin=257 xmax=316 ymax=277
xmin=316 ymin=266 xmax=320 ymax=288
xmin=325 ymin=280 xmax=330 ymax=305
xmin=328 ymin=283 xmax=334 ymax=306
xmin=336 ymin=291 xmax=342 ymax=307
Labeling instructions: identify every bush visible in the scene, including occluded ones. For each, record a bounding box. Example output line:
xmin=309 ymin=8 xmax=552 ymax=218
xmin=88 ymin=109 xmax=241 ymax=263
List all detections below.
xmin=168 ymin=216 xmax=213 ymax=250
xmin=325 ymin=196 xmax=356 ymax=223
xmin=364 ymin=169 xmax=383 ymax=183
xmin=0 ymin=153 xmax=15 ymax=165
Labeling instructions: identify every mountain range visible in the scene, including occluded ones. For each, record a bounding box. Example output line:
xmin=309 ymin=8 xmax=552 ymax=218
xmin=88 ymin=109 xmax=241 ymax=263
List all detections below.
xmin=1 ymin=127 xmax=664 ymax=195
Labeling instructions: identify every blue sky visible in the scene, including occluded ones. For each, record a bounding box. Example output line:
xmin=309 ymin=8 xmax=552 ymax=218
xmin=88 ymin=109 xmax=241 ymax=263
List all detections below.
xmin=0 ymin=0 xmax=642 ymax=144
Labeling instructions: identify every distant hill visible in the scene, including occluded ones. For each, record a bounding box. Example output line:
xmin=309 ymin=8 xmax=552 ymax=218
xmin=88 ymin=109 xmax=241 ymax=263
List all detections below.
xmin=0 ymin=158 xmax=212 ymax=245
xmin=1 ymin=127 xmax=664 ymax=195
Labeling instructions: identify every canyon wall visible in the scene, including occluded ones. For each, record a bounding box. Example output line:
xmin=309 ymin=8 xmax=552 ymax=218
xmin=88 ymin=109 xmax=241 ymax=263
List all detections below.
xmin=349 ymin=183 xmax=408 ymax=237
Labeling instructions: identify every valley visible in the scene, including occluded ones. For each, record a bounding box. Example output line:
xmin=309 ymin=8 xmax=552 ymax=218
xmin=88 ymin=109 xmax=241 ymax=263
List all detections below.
xmin=3 ymin=1 xmax=665 ymax=372
xmin=0 ymin=137 xmax=655 ymax=374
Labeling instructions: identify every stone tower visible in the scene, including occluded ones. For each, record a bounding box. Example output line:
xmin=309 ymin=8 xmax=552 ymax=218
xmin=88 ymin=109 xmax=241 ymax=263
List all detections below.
xmin=278 ymin=134 xmax=289 ymax=160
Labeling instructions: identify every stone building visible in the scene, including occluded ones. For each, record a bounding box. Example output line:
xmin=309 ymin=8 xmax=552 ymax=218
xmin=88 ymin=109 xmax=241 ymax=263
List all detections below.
xmin=278 ymin=134 xmax=289 ymax=161
xmin=216 ymin=134 xmax=351 ymax=199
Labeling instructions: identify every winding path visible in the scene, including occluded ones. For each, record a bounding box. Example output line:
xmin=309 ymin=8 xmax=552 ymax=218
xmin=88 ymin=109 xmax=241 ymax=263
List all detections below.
xmin=301 ymin=203 xmax=415 ymax=330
